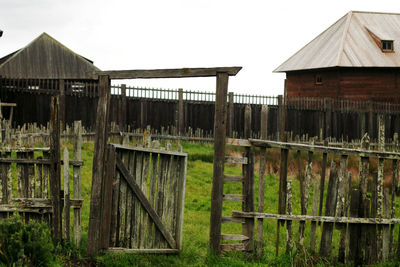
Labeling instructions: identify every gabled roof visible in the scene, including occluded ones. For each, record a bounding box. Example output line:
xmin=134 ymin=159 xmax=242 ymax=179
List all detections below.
xmin=0 ymin=32 xmax=100 ymax=79
xmin=274 ymin=11 xmax=400 ymax=72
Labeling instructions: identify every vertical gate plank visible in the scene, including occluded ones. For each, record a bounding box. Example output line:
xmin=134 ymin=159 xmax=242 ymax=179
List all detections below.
xmin=336 ymin=155 xmax=348 ymax=263
xmin=310 ymin=179 xmax=319 ymax=252
xmin=147 ymin=151 xmax=159 ymax=248
xmin=349 ymin=189 xmax=361 ymax=265
xmin=118 ymin=151 xmax=128 ymax=247
xmin=175 ymin=156 xmax=187 ymax=251
xmin=286 ymin=180 xmax=293 ymax=254
xmin=319 ymin=161 xmax=338 ymax=258
xmin=298 ymin=151 xmax=312 ymax=251
xmin=100 ymin=145 xmax=116 ymax=250
xmin=125 ymin=150 xmax=134 ymax=248
xmin=141 ymin=153 xmax=151 ymax=248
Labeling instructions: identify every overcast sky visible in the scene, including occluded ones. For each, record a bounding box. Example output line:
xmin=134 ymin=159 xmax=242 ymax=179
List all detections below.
xmin=1 ymin=0 xmax=399 ymax=95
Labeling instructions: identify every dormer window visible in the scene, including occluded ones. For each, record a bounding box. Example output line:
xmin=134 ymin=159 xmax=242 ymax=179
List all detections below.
xmin=382 ymin=40 xmax=394 ymax=52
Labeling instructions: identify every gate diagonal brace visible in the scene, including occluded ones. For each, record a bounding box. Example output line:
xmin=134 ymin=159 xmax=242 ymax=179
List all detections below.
xmin=115 ymin=155 xmax=177 ymax=249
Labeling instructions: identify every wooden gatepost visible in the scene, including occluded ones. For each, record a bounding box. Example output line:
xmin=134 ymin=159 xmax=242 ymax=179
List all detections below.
xmin=87 ymin=67 xmax=242 ymax=256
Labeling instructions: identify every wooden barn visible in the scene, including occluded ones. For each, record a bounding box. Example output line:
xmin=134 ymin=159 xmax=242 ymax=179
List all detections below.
xmin=274 ymin=11 xmax=400 ymax=102
xmin=0 ymin=32 xmax=100 ymax=79
xmin=0 ymin=33 xmax=101 ymax=127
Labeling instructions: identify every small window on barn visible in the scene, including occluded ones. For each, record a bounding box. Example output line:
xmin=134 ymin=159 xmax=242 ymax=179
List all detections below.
xmin=315 ymin=75 xmax=323 ymax=85
xmin=382 ymin=40 xmax=394 ymax=52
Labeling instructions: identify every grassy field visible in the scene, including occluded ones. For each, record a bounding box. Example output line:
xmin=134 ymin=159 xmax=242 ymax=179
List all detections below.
xmin=57 ymin=140 xmax=400 ymax=266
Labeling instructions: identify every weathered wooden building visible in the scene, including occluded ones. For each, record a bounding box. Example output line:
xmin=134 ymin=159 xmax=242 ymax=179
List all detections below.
xmin=0 ymin=32 xmax=100 ymax=79
xmin=275 ymin=11 xmax=400 ymax=102
xmin=0 ymin=33 xmax=101 ymax=126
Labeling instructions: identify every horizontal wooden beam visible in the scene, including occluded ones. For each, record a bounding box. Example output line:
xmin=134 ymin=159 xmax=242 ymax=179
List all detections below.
xmin=113 ymin=144 xmax=187 ymax=157
xmin=92 ymin=67 xmax=242 ymax=79
xmin=107 ymin=248 xmax=179 ymax=254
xmin=0 ymin=103 xmax=17 ymax=107
xmin=232 ymin=211 xmax=400 ymax=225
xmin=249 ymin=139 xmax=400 ymax=159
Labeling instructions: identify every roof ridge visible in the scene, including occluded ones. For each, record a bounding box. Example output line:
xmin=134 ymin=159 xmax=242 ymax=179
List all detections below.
xmin=351 ymin=10 xmax=400 ymax=16
xmin=274 ymin=12 xmax=349 ymax=72
xmin=336 ymin=11 xmax=353 ymax=66
xmin=0 ymin=33 xmax=100 ymax=71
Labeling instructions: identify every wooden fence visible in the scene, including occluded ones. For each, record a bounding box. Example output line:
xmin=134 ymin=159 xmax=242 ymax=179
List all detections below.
xmin=3 ymin=77 xmax=400 ymax=141
xmin=0 ymin=115 xmax=84 ymax=247
xmin=210 ymin=97 xmax=400 ymax=264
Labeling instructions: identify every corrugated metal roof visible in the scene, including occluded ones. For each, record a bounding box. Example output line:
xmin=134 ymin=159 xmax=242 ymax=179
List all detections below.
xmin=274 ymin=11 xmax=400 ymax=72
xmin=0 ymin=32 xmax=100 ymax=79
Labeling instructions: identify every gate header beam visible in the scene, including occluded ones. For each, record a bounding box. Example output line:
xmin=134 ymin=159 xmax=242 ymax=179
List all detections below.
xmin=91 ymin=67 xmax=242 ymax=80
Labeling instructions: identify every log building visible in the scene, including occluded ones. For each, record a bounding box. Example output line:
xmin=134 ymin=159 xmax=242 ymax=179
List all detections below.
xmin=274 ymin=11 xmax=400 ymax=102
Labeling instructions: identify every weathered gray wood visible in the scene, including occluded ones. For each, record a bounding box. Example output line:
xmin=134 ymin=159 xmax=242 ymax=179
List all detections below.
xmin=232 ymin=211 xmax=400 ymax=224
xmin=310 ymin=179 xmax=319 ymax=252
xmin=220 ymin=243 xmax=246 ymax=251
xmin=221 ymin=234 xmax=249 ymax=241
xmin=242 ymin=105 xmax=254 ymax=252
xmin=249 ymin=139 xmax=400 ymax=159
xmin=209 ymin=72 xmax=229 ymax=254
xmin=147 ymin=151 xmax=158 ymax=248
xmin=336 ymin=155 xmax=348 ymax=263
xmin=73 ymin=120 xmax=82 ymax=248
xmin=100 ymin=145 xmax=116 ymax=250
xmin=63 ymin=147 xmax=70 ymax=241
xmin=349 ymin=189 xmax=362 ymax=265
xmin=223 ymin=194 xmax=245 ymax=202
xmin=383 ymin=188 xmax=390 ymax=261
xmin=175 ymin=156 xmax=187 ymax=251
xmin=377 ymin=114 xmax=385 ymax=262
xmin=319 ymin=140 xmax=328 ymax=220
xmin=298 ymin=151 xmax=312 ymax=252
xmin=226 ymin=138 xmax=251 ymax=147
xmin=320 ymin=161 xmax=338 ymax=258
xmin=93 ymin=67 xmax=242 ymax=79
xmin=257 ymin=105 xmax=268 ymax=258
xmin=115 ymin=155 xmax=176 ymax=249
xmin=107 ymin=248 xmax=179 ymax=254
xmin=286 ymin=180 xmax=293 ymax=254
xmin=49 ymin=96 xmax=62 ymax=242
xmin=113 ymin=144 xmax=187 ymax=157
xmin=225 ymin=156 xmax=248 ymax=165
xmin=276 ymin=148 xmax=288 ymax=256
xmin=87 ymin=75 xmax=111 ymax=255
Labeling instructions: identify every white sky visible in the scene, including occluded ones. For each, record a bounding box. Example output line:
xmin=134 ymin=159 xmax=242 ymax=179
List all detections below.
xmin=1 ymin=0 xmax=399 ymax=95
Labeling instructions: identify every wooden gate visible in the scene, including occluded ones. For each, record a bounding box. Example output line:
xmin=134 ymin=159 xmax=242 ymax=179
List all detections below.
xmin=98 ymin=144 xmax=187 ymax=253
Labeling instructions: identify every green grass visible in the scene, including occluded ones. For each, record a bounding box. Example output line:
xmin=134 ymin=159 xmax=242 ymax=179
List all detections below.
xmin=55 ymin=140 xmax=400 ymax=266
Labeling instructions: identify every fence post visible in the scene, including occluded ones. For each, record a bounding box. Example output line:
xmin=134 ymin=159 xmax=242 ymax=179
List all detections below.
xmin=228 ymin=92 xmax=234 ymax=137
xmin=178 ymin=88 xmax=184 ymax=135
xmin=257 ymin=105 xmax=268 ymax=257
xmin=63 ymin=147 xmax=70 ymax=241
xmin=140 ymin=100 xmax=146 ymax=130
xmin=277 ymin=95 xmax=283 ymax=140
xmin=324 ymin=98 xmax=332 ymax=139
xmin=50 ymin=96 xmax=62 ymax=242
xmin=243 ymin=105 xmax=254 ymax=251
xmin=209 ymin=72 xmax=229 ymax=254
xmin=73 ymin=120 xmax=82 ymax=248
xmin=87 ymin=75 xmax=111 ymax=255
xmin=120 ymin=84 xmax=127 ymax=131
xmin=368 ymin=101 xmax=374 ymax=139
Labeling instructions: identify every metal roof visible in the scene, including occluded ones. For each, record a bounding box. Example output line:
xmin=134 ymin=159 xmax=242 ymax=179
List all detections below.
xmin=0 ymin=32 xmax=100 ymax=79
xmin=274 ymin=11 xmax=400 ymax=72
